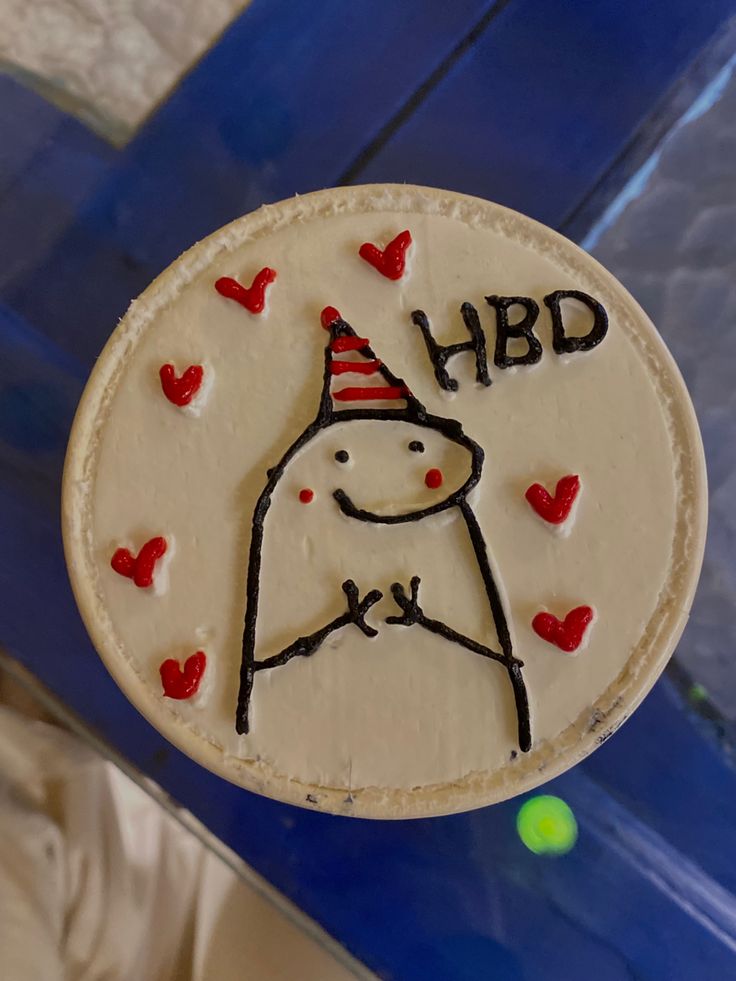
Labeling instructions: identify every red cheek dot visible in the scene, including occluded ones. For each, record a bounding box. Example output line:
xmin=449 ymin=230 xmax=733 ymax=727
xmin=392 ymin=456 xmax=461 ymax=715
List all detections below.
xmin=425 ymin=468 xmax=443 ymax=489
xmin=299 ymin=488 xmax=315 ymax=504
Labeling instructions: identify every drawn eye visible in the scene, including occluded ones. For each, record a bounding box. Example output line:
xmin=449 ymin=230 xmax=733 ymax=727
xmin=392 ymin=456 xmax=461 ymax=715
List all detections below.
xmin=408 ymin=441 xmax=425 ymax=453
xmin=335 ymin=450 xmax=350 ymax=463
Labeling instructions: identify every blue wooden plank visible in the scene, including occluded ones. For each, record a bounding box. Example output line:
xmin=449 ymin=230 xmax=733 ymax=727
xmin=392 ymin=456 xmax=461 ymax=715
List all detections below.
xmin=0 ymin=76 xmax=80 ymax=194
xmin=0 ymin=77 xmax=115 ymax=292
xmin=0 ymin=304 xmax=85 ymax=511
xmin=1 ymin=0 xmax=497 ymax=366
xmin=350 ymin=0 xmax=736 ymax=228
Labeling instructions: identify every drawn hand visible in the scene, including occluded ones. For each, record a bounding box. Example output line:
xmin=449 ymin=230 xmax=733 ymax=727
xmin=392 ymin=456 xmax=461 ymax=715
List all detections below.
xmin=342 ymin=580 xmax=383 ymax=638
xmin=386 ymin=576 xmax=423 ymax=626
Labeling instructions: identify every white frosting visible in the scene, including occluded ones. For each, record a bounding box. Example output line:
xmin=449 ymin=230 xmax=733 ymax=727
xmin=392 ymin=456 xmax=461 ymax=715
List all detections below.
xmin=62 ymin=186 xmax=707 ymax=817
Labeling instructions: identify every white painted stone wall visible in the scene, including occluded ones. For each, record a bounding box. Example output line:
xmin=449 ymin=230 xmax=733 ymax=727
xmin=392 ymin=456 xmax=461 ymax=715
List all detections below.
xmin=0 ymin=0 xmax=250 ymax=142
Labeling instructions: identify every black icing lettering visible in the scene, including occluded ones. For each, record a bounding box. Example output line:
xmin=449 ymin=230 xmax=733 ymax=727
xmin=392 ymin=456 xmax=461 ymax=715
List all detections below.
xmin=411 ymin=303 xmax=491 ymax=391
xmin=544 ymin=289 xmax=608 ymax=354
xmin=486 ymin=295 xmax=542 ymax=369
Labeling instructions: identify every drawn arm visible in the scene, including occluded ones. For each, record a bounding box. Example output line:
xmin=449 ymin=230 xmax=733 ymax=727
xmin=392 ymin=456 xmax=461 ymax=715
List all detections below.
xmin=387 ymin=576 xmax=531 ymax=753
xmin=237 ymin=579 xmax=381 ymax=734
xmin=255 ymin=580 xmax=382 ymax=670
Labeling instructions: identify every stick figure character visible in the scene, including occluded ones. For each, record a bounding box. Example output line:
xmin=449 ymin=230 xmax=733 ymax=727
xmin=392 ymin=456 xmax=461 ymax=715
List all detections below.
xmin=236 ymin=307 xmax=531 ymax=753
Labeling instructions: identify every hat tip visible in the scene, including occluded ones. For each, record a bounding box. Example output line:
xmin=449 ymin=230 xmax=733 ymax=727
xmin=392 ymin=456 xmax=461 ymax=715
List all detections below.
xmin=320 ymin=306 xmax=342 ymax=330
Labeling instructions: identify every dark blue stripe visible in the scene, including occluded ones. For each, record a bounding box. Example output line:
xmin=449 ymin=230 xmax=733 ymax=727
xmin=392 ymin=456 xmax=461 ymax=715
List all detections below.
xmin=351 ymin=0 xmax=735 ymax=227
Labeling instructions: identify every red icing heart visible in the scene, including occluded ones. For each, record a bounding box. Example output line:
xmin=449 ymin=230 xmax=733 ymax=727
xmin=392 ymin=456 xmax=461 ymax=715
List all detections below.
xmin=159 ymin=363 xmax=204 ymax=406
xmin=525 ymin=474 xmax=580 ymax=524
xmin=160 ymin=651 xmax=207 ymax=699
xmin=215 ymin=267 xmax=276 ymax=313
xmin=111 ymin=536 xmax=167 ymax=588
xmin=532 ymin=606 xmax=594 ymax=652
xmin=359 ymin=230 xmax=412 ymax=280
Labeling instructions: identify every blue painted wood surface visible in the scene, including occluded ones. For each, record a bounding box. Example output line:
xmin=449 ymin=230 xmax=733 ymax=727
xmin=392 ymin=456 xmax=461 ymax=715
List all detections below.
xmin=2 ymin=1 xmax=736 ymax=976
xmin=2 ymin=0 xmax=496 ymax=365
xmin=353 ymin=0 xmax=736 ymax=227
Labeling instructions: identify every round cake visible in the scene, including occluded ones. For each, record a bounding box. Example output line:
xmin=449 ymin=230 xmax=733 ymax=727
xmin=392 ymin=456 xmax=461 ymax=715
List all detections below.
xmin=62 ymin=185 xmax=707 ymax=818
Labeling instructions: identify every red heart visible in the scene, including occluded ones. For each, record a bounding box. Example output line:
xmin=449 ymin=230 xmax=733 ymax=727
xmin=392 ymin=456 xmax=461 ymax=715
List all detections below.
xmin=160 ymin=651 xmax=207 ymax=699
xmin=159 ymin=363 xmax=204 ymax=406
xmin=215 ymin=267 xmax=276 ymax=313
xmin=532 ymin=606 xmax=594 ymax=652
xmin=525 ymin=474 xmax=580 ymax=524
xmin=111 ymin=536 xmax=167 ymax=588
xmin=359 ymin=230 xmax=412 ymax=280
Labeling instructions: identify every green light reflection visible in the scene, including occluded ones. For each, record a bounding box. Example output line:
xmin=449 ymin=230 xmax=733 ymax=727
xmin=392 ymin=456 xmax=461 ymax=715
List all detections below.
xmin=517 ymin=794 xmax=578 ymax=855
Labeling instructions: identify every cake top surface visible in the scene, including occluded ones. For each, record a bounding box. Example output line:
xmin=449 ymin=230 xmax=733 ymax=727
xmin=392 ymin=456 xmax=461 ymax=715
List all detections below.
xmin=63 ymin=185 xmax=706 ymax=817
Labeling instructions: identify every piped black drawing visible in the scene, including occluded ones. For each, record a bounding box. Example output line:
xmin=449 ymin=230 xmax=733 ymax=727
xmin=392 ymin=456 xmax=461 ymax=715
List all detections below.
xmin=412 ymin=290 xmax=608 ymax=390
xmin=411 ymin=304 xmax=491 ymax=391
xmin=235 ymin=309 xmax=532 ymax=753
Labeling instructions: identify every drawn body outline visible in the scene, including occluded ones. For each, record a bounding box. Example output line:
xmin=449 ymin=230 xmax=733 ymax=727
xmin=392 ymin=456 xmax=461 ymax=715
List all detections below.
xmin=235 ymin=313 xmax=531 ymax=753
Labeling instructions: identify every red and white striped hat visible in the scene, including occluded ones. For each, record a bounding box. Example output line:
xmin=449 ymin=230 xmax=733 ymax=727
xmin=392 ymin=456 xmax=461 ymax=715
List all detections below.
xmin=319 ymin=306 xmax=421 ymax=417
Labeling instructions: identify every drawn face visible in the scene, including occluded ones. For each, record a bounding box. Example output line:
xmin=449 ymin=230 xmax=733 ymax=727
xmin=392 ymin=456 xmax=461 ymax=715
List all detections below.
xmin=316 ymin=418 xmax=482 ymax=523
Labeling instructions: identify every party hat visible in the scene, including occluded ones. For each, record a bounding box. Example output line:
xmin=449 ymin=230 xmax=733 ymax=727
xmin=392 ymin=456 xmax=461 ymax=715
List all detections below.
xmin=317 ymin=306 xmax=426 ymax=421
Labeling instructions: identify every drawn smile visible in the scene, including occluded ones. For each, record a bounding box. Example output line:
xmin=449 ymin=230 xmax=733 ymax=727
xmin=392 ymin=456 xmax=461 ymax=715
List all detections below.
xmin=333 ymin=486 xmax=468 ymax=525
